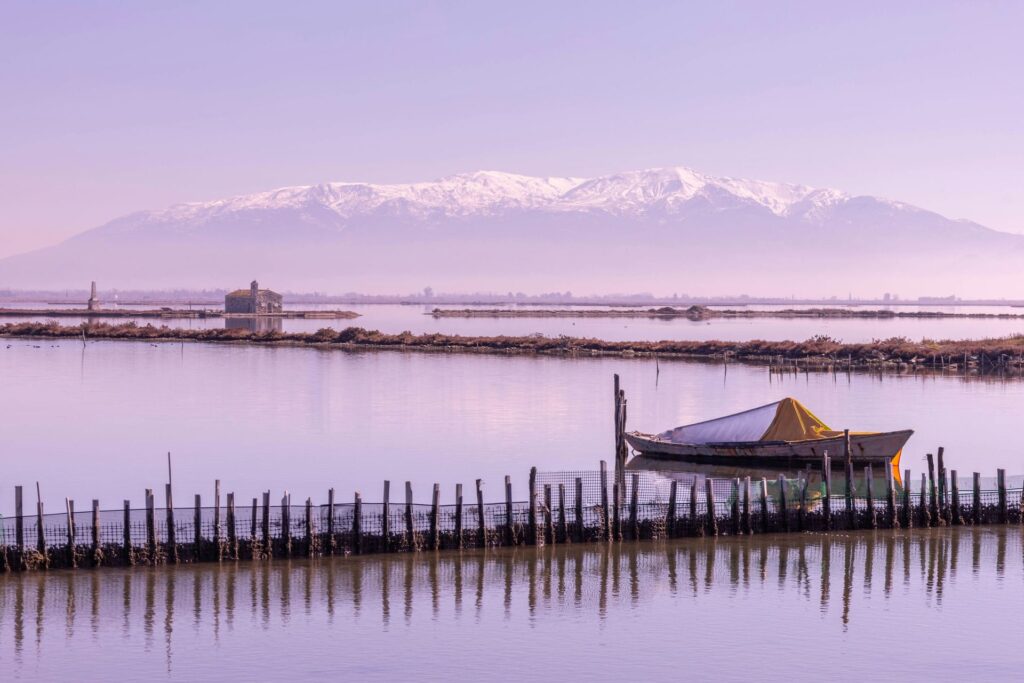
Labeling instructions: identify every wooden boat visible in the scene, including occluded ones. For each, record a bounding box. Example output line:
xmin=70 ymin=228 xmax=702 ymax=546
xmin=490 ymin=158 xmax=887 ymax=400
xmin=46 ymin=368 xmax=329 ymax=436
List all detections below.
xmin=624 ymin=398 xmax=911 ymax=469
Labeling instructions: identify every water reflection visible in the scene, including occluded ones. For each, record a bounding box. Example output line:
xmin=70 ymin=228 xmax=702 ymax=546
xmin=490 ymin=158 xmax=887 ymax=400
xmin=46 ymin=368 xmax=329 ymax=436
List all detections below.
xmin=1 ymin=527 xmax=1020 ymax=678
xmin=224 ymin=317 xmax=283 ymax=333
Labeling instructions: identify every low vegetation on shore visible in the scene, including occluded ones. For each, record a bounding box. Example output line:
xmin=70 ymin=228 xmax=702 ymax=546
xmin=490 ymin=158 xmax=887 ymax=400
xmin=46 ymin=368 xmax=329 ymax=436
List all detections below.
xmin=4 ymin=321 xmax=1024 ymax=371
xmin=432 ymin=305 xmax=1024 ymax=320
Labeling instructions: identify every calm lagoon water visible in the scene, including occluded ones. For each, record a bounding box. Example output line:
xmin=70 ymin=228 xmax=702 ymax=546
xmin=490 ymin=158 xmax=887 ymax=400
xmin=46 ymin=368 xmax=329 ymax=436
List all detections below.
xmin=1 ymin=528 xmax=1021 ymax=681
xmin=1 ymin=339 xmax=1023 ymax=514
xmin=5 ymin=302 xmax=1024 ymax=342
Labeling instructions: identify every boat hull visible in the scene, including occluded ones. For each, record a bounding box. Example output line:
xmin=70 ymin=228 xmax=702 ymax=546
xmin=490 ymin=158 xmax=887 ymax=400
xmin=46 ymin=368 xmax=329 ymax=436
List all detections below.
xmin=624 ymin=430 xmax=913 ymax=468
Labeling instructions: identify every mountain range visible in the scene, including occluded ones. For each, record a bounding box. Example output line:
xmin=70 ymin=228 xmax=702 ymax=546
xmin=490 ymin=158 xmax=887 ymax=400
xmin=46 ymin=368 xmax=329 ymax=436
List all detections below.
xmin=2 ymin=166 xmax=1021 ymax=296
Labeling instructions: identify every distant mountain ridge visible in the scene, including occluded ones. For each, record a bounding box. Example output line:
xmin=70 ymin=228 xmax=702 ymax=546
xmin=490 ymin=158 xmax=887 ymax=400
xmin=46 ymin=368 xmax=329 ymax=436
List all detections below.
xmin=2 ymin=166 xmax=1021 ymax=296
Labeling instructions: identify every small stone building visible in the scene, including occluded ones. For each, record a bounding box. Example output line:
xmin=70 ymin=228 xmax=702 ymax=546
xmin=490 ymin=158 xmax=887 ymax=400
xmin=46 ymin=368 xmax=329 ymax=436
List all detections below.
xmin=225 ymin=281 xmax=283 ymax=314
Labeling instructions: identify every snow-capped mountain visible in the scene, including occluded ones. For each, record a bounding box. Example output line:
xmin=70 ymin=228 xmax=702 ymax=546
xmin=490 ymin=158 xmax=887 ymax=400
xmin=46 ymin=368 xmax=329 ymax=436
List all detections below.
xmin=2 ymin=166 xmax=1022 ymax=296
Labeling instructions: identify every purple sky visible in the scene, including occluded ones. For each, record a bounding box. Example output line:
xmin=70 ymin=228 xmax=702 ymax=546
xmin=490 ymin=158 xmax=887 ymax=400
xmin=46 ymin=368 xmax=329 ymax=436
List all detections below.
xmin=1 ymin=1 xmax=1021 ymax=259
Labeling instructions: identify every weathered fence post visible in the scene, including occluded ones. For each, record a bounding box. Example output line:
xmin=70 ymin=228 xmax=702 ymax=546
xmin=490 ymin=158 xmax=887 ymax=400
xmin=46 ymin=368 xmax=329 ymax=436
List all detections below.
xmin=919 ymin=474 xmax=930 ymax=527
xmin=950 ymin=470 xmax=961 ymax=525
xmin=15 ymin=486 xmax=25 ymax=570
xmin=884 ymin=461 xmax=896 ymax=529
xmin=627 ymin=474 xmax=638 ymax=541
xmin=353 ymin=492 xmax=363 ymax=554
xmin=123 ymin=499 xmax=133 ymax=566
xmin=760 ymin=477 xmax=769 ymax=533
xmin=544 ymin=484 xmax=554 ymax=544
xmin=611 ymin=482 xmax=620 ymax=541
xmin=214 ymin=480 xmax=223 ymax=561
xmin=902 ymin=469 xmax=912 ymax=528
xmin=972 ymin=473 xmax=981 ymax=525
xmin=326 ymin=488 xmax=336 ymax=555
xmin=667 ymin=480 xmax=678 ymax=539
xmin=91 ymin=499 xmax=101 ymax=567
xmin=250 ymin=498 xmax=257 ymax=547
xmin=528 ymin=468 xmax=538 ymax=546
xmin=822 ymin=455 xmax=832 ymax=531
xmin=281 ymin=492 xmax=292 ymax=557
xmin=865 ymin=465 xmax=875 ymax=529
xmin=304 ymin=497 xmax=313 ymax=557
xmin=926 ymin=454 xmax=940 ymax=526
xmin=777 ymin=474 xmax=788 ymax=532
xmin=227 ymin=493 xmax=237 ymax=559
xmin=455 ymin=483 xmax=464 ymax=549
xmin=731 ymin=479 xmax=741 ymax=535
xmin=145 ymin=488 xmax=155 ymax=564
xmin=476 ymin=479 xmax=486 ymax=548
xmin=577 ymin=476 xmax=587 ymax=542
xmin=261 ymin=491 xmax=270 ymax=554
xmin=193 ymin=494 xmax=202 ymax=561
xmin=600 ymin=460 xmax=611 ymax=541
xmin=704 ymin=478 xmax=718 ymax=536
xmin=558 ymin=483 xmax=568 ymax=543
xmin=690 ymin=479 xmax=700 ymax=536
xmin=65 ymin=498 xmax=77 ymax=569
xmin=743 ymin=476 xmax=752 ymax=534
xmin=845 ymin=460 xmax=856 ymax=530
xmin=36 ymin=483 xmax=47 ymax=568
xmin=430 ymin=483 xmax=440 ymax=550
xmin=405 ymin=482 xmax=415 ymax=551
xmin=380 ymin=482 xmax=389 ymax=553
xmin=504 ymin=475 xmax=514 ymax=546
xmin=165 ymin=483 xmax=178 ymax=564
xmin=997 ymin=469 xmax=1007 ymax=524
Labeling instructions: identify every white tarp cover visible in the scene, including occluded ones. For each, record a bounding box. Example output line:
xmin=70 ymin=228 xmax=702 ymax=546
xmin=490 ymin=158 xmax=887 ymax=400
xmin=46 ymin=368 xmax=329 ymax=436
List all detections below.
xmin=658 ymin=401 xmax=782 ymax=445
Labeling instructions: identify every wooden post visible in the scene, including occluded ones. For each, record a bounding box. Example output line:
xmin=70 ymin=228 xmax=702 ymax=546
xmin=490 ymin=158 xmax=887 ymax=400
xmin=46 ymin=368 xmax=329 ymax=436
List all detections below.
xmin=865 ymin=465 xmax=876 ymax=529
xmin=281 ymin=492 xmax=292 ymax=557
xmin=611 ymin=482 xmax=620 ymax=542
xmin=577 ymin=476 xmax=587 ymax=543
xmin=884 ymin=460 xmax=896 ymax=529
xmin=528 ymin=468 xmax=538 ymax=546
xmin=972 ymin=472 xmax=981 ymax=525
xmin=430 ymin=483 xmax=440 ymax=551
xmin=165 ymin=483 xmax=178 ymax=564
xmin=667 ymin=480 xmax=678 ymax=539
xmin=950 ymin=469 xmax=961 ymax=525
xmin=250 ymin=497 xmax=257 ymax=543
xmin=730 ymin=479 xmax=741 ymax=535
xmin=558 ymin=483 xmax=568 ymax=543
xmin=777 ymin=475 xmax=788 ymax=532
xmin=476 ymin=479 xmax=486 ymax=548
xmin=743 ymin=476 xmax=752 ymax=534
xmin=926 ymin=453 xmax=940 ymax=526
xmin=627 ymin=474 xmax=638 ymax=541
xmin=822 ymin=454 xmax=832 ymax=531
xmin=35 ymin=483 xmax=46 ymax=567
xmin=405 ymin=481 xmax=415 ymax=550
xmin=704 ymin=478 xmax=718 ymax=536
xmin=845 ymin=460 xmax=856 ymax=530
xmin=504 ymin=475 xmax=514 ymax=546
xmin=544 ymin=484 xmax=554 ymax=544
xmin=91 ymin=499 xmax=101 ymax=567
xmin=261 ymin=491 xmax=270 ymax=552
xmin=227 ymin=493 xmax=237 ymax=559
xmin=902 ymin=469 xmax=912 ymax=529
xmin=381 ymin=482 xmax=389 ymax=553
xmin=193 ymin=494 xmax=202 ymax=561
xmin=599 ymin=460 xmax=610 ymax=541
xmin=353 ymin=492 xmax=363 ymax=554
xmin=214 ymin=480 xmax=222 ymax=561
xmin=690 ymin=479 xmax=699 ymax=536
xmin=919 ymin=474 xmax=930 ymax=528
xmin=997 ymin=469 xmax=1007 ymax=524
xmin=15 ymin=486 xmax=24 ymax=566
xmin=455 ymin=483 xmax=464 ymax=550
xmin=145 ymin=488 xmax=155 ymax=563
xmin=65 ymin=498 xmax=77 ymax=569
xmin=304 ymin=497 xmax=313 ymax=556
xmin=326 ymin=488 xmax=336 ymax=555
xmin=123 ymin=500 xmax=133 ymax=566
xmin=937 ymin=446 xmax=947 ymax=522
xmin=759 ymin=477 xmax=769 ymax=533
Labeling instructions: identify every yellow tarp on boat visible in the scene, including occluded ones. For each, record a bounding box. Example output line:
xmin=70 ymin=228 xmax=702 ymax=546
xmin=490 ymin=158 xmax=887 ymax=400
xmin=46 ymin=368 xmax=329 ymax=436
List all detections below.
xmin=759 ymin=397 xmax=843 ymax=441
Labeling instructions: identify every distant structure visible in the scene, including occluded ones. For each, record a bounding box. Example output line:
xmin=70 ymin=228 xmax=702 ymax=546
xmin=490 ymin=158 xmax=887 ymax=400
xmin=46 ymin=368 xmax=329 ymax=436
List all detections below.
xmin=87 ymin=281 xmax=99 ymax=311
xmin=224 ymin=280 xmax=283 ymax=315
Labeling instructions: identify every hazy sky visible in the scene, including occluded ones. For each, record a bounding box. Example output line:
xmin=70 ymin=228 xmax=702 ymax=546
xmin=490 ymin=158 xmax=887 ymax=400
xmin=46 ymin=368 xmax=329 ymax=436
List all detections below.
xmin=1 ymin=1 xmax=1021 ymax=258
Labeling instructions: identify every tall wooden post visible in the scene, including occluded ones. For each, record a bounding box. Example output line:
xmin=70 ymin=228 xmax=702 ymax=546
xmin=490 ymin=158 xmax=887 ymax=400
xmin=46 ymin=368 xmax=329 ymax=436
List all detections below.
xmin=455 ymin=483 xmax=464 ymax=550
xmin=599 ymin=460 xmax=610 ymax=541
xmin=627 ymin=474 xmax=638 ymax=541
xmin=226 ymin=493 xmax=237 ymax=559
xmin=326 ymin=487 xmax=336 ymax=555
xmin=731 ymin=479 xmax=741 ymax=535
xmin=690 ymin=480 xmax=699 ymax=536
xmin=145 ymin=488 xmax=155 ymax=564
xmin=972 ymin=472 xmax=981 ymax=525
xmin=926 ymin=454 xmax=940 ymax=525
xmin=193 ymin=494 xmax=203 ymax=561
xmin=864 ymin=465 xmax=876 ymax=529
xmin=558 ymin=483 xmax=568 ymax=543
xmin=997 ymin=469 xmax=1008 ymax=524
xmin=405 ymin=481 xmax=415 ymax=550
xmin=380 ymin=482 xmax=389 ymax=553
xmin=919 ymin=474 xmax=930 ymax=527
xmin=528 ymin=468 xmax=538 ymax=546
xmin=281 ymin=492 xmax=292 ymax=557
xmin=304 ymin=497 xmax=313 ymax=557
xmin=884 ymin=460 xmax=896 ymax=529
xmin=353 ymin=492 xmax=363 ymax=554
xmin=577 ymin=477 xmax=587 ymax=543
xmin=705 ymin=478 xmax=718 ymax=536
xmin=902 ymin=469 xmax=912 ymax=529
xmin=15 ymin=486 xmax=25 ymax=568
xmin=123 ymin=499 xmax=133 ymax=566
xmin=950 ymin=470 xmax=961 ymax=525
xmin=476 ymin=479 xmax=486 ymax=548
xmin=759 ymin=477 xmax=769 ymax=533
xmin=743 ymin=476 xmax=752 ymax=534
xmin=165 ymin=483 xmax=178 ymax=564
xmin=65 ymin=498 xmax=77 ymax=569
xmin=214 ymin=480 xmax=222 ymax=561
xmin=430 ymin=483 xmax=440 ymax=550
xmin=504 ymin=475 xmax=514 ymax=546
xmin=822 ymin=454 xmax=832 ymax=531
xmin=845 ymin=460 xmax=856 ymax=530
xmin=544 ymin=484 xmax=554 ymax=544
xmin=261 ymin=491 xmax=270 ymax=553
xmin=667 ymin=480 xmax=678 ymax=539
xmin=91 ymin=499 xmax=101 ymax=567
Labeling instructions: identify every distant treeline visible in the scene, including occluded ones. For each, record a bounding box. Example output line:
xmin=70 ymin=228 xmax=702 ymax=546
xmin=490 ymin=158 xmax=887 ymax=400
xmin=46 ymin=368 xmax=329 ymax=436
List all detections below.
xmin=431 ymin=306 xmax=1024 ymax=320
xmin=4 ymin=321 xmax=1024 ymax=372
